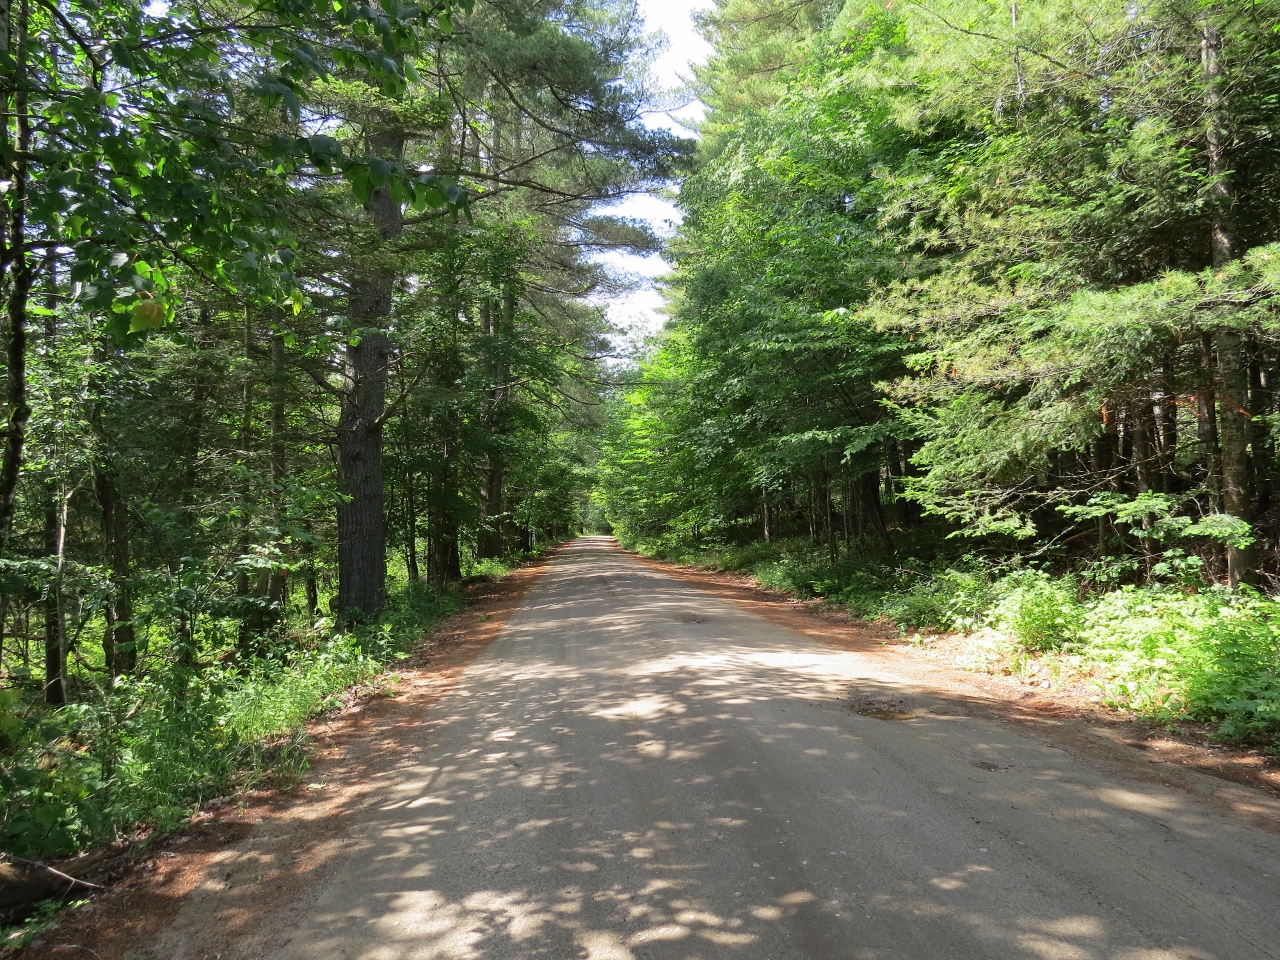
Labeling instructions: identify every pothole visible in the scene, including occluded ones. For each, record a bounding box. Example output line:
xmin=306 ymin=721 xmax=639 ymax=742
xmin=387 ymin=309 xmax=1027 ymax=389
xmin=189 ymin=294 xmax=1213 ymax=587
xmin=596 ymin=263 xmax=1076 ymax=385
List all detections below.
xmin=856 ymin=707 xmax=915 ymax=721
xmin=969 ymin=759 xmax=1010 ymax=772
xmin=850 ymin=696 xmax=916 ymax=721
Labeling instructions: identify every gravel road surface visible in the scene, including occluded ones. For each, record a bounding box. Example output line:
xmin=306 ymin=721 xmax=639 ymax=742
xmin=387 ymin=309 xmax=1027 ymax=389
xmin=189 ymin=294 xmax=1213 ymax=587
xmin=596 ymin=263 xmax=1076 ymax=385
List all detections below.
xmin=163 ymin=537 xmax=1280 ymax=959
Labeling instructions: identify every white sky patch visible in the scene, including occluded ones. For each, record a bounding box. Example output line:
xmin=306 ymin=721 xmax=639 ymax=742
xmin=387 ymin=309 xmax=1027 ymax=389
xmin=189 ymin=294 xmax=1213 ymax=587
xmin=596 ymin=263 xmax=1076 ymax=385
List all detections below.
xmin=642 ymin=0 xmax=713 ymax=134
xmin=592 ymin=0 xmax=712 ymax=338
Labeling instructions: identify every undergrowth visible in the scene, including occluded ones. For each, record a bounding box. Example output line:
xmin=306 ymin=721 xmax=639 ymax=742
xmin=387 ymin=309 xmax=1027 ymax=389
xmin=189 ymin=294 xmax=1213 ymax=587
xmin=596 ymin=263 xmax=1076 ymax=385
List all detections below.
xmin=621 ymin=534 xmax=1280 ymax=748
xmin=0 ymin=582 xmax=461 ymax=862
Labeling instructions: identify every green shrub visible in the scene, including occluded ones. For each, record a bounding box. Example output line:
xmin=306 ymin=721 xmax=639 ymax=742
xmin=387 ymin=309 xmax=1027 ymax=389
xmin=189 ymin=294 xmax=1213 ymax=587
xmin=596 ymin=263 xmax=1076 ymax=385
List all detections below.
xmin=985 ymin=570 xmax=1083 ymax=652
xmin=0 ymin=582 xmax=461 ymax=861
xmin=1079 ymin=587 xmax=1280 ymax=742
xmin=876 ymin=560 xmax=999 ymax=633
xmin=715 ymin=541 xmax=780 ymax=572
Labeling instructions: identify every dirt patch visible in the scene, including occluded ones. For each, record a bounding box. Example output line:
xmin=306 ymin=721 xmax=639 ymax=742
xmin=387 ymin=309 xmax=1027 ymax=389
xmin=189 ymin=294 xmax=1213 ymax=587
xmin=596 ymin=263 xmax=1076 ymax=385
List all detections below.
xmin=624 ymin=547 xmax=1280 ymax=830
xmin=13 ymin=552 xmax=556 ymax=960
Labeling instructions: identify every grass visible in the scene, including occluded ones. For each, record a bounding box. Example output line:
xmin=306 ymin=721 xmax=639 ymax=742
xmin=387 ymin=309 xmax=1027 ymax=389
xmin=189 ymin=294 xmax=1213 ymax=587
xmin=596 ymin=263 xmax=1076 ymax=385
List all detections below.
xmin=0 ymin=579 xmax=462 ymax=863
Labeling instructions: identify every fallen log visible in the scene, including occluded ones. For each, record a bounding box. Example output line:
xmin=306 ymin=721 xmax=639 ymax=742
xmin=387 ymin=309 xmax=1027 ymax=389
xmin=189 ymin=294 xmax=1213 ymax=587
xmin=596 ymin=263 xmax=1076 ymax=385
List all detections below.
xmin=0 ymin=857 xmax=102 ymax=920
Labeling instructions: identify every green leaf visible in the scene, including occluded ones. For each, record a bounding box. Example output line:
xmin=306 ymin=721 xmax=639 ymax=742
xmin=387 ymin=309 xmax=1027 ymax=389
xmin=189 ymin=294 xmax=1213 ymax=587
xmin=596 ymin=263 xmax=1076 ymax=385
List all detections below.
xmin=129 ymin=299 xmax=167 ymax=333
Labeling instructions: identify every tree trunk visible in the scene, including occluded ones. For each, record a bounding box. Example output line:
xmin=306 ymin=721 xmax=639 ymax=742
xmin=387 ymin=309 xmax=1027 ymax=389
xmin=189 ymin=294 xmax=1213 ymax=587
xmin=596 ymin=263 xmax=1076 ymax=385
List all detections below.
xmin=761 ymin=486 xmax=771 ymax=543
xmin=1131 ymin=399 xmax=1156 ymax=494
xmin=1197 ymin=333 xmax=1221 ymax=505
xmin=405 ymin=472 xmax=420 ymax=583
xmin=41 ymin=494 xmax=65 ymax=705
xmin=478 ymin=458 xmax=504 ymax=560
xmin=336 ymin=131 xmax=404 ymax=620
xmin=1249 ymin=348 xmax=1271 ymax=512
xmin=264 ymin=331 xmax=288 ymax=625
xmin=825 ymin=472 xmax=836 ymax=563
xmin=861 ymin=469 xmax=892 ymax=550
xmin=302 ymin=521 xmax=319 ymax=618
xmin=1094 ymin=411 xmax=1119 ymax=552
xmin=1203 ymin=16 xmax=1256 ymax=586
xmin=0 ymin=0 xmax=31 ymax=552
xmin=478 ymin=285 xmax=514 ymax=561
xmin=1160 ymin=360 xmax=1179 ymax=493
xmin=93 ymin=465 xmax=136 ymax=676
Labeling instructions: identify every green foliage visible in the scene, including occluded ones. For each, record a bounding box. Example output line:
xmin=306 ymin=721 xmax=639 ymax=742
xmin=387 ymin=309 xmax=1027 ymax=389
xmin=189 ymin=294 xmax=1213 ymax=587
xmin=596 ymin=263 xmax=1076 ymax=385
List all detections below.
xmin=875 ymin=561 xmax=1000 ymax=634
xmin=1 ymin=0 xmax=671 ymax=869
xmin=0 ymin=584 xmax=459 ymax=861
xmin=1079 ymin=588 xmax=1280 ymax=740
xmin=983 ymin=571 xmax=1083 ymax=653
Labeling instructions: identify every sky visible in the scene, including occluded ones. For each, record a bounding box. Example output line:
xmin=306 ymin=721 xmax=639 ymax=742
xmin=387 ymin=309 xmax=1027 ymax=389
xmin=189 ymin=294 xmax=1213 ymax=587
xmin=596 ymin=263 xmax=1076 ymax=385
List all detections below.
xmin=590 ymin=0 xmax=713 ymax=342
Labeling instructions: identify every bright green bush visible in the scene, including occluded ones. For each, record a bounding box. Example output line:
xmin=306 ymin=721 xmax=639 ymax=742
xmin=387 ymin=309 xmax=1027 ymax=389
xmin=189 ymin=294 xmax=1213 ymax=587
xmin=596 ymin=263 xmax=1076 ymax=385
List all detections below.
xmin=0 ymin=584 xmax=460 ymax=860
xmin=1079 ymin=587 xmax=1280 ymax=741
xmin=874 ymin=560 xmax=999 ymax=633
xmin=985 ymin=570 xmax=1084 ymax=652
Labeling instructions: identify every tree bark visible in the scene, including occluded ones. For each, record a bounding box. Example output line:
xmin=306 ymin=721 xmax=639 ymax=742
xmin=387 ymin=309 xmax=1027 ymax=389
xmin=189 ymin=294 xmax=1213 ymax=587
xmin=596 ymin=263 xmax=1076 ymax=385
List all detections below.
xmin=265 ymin=331 xmax=288 ymax=623
xmin=1203 ymin=16 xmax=1256 ymax=587
xmin=0 ymin=0 xmax=32 ymax=552
xmin=1160 ymin=360 xmax=1179 ymax=493
xmin=336 ymin=131 xmax=404 ymax=620
xmin=1249 ymin=347 xmax=1271 ymax=512
xmin=405 ymin=471 xmax=420 ymax=584
xmin=41 ymin=494 xmax=65 ymax=705
xmin=1197 ymin=333 xmax=1221 ymax=505
xmin=478 ymin=285 xmax=514 ymax=561
xmin=93 ymin=465 xmax=136 ymax=676
xmin=39 ymin=258 xmax=65 ymax=705
xmin=478 ymin=459 xmax=504 ymax=560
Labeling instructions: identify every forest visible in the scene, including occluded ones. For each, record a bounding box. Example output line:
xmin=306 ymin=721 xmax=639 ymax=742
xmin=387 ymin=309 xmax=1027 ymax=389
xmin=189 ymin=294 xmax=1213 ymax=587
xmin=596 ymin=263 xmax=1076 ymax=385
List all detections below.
xmin=596 ymin=0 xmax=1280 ymax=749
xmin=5 ymin=0 xmax=1280 ymax=897
xmin=0 ymin=0 xmax=682 ymax=865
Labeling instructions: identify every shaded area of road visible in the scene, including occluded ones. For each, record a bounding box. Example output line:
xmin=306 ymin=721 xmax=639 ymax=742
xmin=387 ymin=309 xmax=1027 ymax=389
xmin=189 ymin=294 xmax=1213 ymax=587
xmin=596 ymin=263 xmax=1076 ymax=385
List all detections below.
xmin=149 ymin=537 xmax=1280 ymax=959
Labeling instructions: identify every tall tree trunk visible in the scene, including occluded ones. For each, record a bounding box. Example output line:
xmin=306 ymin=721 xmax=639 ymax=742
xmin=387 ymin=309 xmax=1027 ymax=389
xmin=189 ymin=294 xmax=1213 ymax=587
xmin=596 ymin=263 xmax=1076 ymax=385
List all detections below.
xmin=337 ymin=131 xmax=404 ymax=620
xmin=0 ymin=0 xmax=32 ymax=552
xmin=39 ymin=253 xmax=65 ymax=704
xmin=478 ymin=285 xmax=514 ymax=561
xmin=1248 ymin=347 xmax=1271 ymax=513
xmin=264 ymin=331 xmax=288 ymax=625
xmin=1197 ymin=333 xmax=1221 ymax=505
xmin=41 ymin=493 xmax=65 ymax=705
xmin=234 ymin=310 xmax=255 ymax=647
xmin=824 ymin=469 xmax=836 ymax=563
xmin=1160 ymin=359 xmax=1179 ymax=493
xmin=93 ymin=464 xmax=136 ymax=676
xmin=405 ymin=471 xmax=420 ymax=584
xmin=302 ymin=521 xmax=319 ymax=619
xmin=861 ymin=469 xmax=892 ymax=550
xmin=182 ymin=307 xmax=214 ymax=511
xmin=1094 ymin=409 xmax=1119 ymax=552
xmin=1131 ymin=399 xmax=1157 ymax=494
xmin=1203 ymin=16 xmax=1256 ymax=586
xmin=478 ymin=459 xmax=504 ymax=560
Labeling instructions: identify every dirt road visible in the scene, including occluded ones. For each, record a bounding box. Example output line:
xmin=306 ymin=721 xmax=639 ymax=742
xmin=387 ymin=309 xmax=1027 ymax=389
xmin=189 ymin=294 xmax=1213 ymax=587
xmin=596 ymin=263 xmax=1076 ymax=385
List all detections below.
xmin=138 ymin=537 xmax=1280 ymax=959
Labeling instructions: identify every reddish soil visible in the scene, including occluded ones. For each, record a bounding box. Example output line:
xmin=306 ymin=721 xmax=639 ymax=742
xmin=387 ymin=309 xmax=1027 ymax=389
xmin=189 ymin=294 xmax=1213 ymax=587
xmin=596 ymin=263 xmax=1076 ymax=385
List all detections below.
xmin=627 ymin=549 xmax=1280 ymax=831
xmin=12 ymin=550 xmax=557 ymax=960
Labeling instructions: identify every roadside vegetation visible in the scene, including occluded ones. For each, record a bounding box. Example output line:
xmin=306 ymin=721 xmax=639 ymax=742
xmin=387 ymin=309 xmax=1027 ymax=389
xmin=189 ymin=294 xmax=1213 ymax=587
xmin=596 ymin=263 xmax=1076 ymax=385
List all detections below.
xmin=1 ymin=571 xmax=460 ymax=862
xmin=1 ymin=0 xmax=679 ymax=886
xmin=597 ymin=0 xmax=1280 ymax=750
